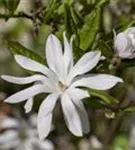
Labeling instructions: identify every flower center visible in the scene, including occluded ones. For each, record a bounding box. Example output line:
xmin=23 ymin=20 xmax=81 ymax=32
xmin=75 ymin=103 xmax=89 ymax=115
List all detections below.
xmin=56 ymin=81 xmax=67 ymax=92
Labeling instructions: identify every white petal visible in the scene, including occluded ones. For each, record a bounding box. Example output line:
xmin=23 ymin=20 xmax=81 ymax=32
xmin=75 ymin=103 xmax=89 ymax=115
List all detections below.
xmin=24 ymin=97 xmax=34 ymax=113
xmin=114 ymin=33 xmax=127 ymax=53
xmin=1 ymin=74 xmax=55 ymax=92
xmin=68 ymin=51 xmax=101 ymax=83
xmin=4 ymin=84 xmax=49 ymax=103
xmin=73 ymin=100 xmax=90 ymax=133
xmin=67 ymin=88 xmax=90 ymax=133
xmin=46 ymin=34 xmax=64 ymax=78
xmin=38 ymin=93 xmax=59 ymax=118
xmin=63 ymin=32 xmax=73 ymax=78
xmin=39 ymin=139 xmax=54 ymax=150
xmin=124 ymin=27 xmax=135 ymax=35
xmin=67 ymin=87 xmax=90 ymax=101
xmin=15 ymin=55 xmax=56 ymax=81
xmin=37 ymin=113 xmax=52 ymax=140
xmin=61 ymin=93 xmax=82 ymax=136
xmin=1 ymin=74 xmax=49 ymax=85
xmin=71 ymin=74 xmax=123 ymax=90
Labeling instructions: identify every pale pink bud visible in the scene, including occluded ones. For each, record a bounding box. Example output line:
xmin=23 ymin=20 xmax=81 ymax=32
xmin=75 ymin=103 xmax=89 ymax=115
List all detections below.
xmin=114 ymin=27 xmax=135 ymax=59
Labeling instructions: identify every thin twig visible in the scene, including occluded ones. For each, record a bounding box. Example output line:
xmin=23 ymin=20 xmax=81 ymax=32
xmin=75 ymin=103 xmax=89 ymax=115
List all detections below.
xmin=0 ymin=12 xmax=33 ymax=21
xmin=103 ymin=98 xmax=131 ymax=145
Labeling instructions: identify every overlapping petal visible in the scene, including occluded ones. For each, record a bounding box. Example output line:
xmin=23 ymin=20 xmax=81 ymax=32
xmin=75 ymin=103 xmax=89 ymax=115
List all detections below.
xmin=67 ymin=88 xmax=90 ymax=133
xmin=37 ymin=93 xmax=59 ymax=140
xmin=71 ymin=74 xmax=123 ymax=90
xmin=67 ymin=51 xmax=101 ymax=83
xmin=61 ymin=93 xmax=83 ymax=136
xmin=15 ymin=55 xmax=57 ymax=82
xmin=67 ymin=87 xmax=90 ymax=101
xmin=24 ymin=97 xmax=34 ymax=113
xmin=38 ymin=93 xmax=59 ymax=118
xmin=1 ymin=75 xmax=50 ymax=85
xmin=4 ymin=84 xmax=51 ymax=103
xmin=46 ymin=34 xmax=64 ymax=80
xmin=74 ymin=100 xmax=90 ymax=133
xmin=63 ymin=32 xmax=73 ymax=78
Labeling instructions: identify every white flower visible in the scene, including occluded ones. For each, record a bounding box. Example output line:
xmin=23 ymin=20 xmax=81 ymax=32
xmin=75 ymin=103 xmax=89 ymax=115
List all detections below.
xmin=1 ymin=33 xmax=123 ymax=140
xmin=114 ymin=27 xmax=135 ymax=59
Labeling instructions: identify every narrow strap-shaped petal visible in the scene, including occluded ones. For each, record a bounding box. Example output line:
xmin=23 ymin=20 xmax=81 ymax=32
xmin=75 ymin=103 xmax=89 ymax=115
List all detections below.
xmin=15 ymin=55 xmax=49 ymax=75
xmin=4 ymin=84 xmax=50 ymax=103
xmin=37 ymin=113 xmax=52 ymax=140
xmin=1 ymin=74 xmax=50 ymax=85
xmin=73 ymin=100 xmax=90 ymax=134
xmin=67 ymin=51 xmax=101 ymax=84
xmin=63 ymin=32 xmax=73 ymax=79
xmin=38 ymin=93 xmax=59 ymax=118
xmin=67 ymin=88 xmax=90 ymax=133
xmin=45 ymin=34 xmax=64 ymax=80
xmin=60 ymin=93 xmax=83 ymax=136
xmin=24 ymin=97 xmax=34 ymax=113
xmin=15 ymin=55 xmax=57 ymax=83
xmin=71 ymin=74 xmax=123 ymax=90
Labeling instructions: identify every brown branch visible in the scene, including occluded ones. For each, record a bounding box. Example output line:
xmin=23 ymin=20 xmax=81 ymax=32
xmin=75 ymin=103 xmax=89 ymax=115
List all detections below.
xmin=0 ymin=12 xmax=33 ymax=21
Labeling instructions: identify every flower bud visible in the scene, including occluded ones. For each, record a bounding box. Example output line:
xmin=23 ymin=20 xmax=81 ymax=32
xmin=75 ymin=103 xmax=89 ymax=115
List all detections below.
xmin=114 ymin=27 xmax=135 ymax=59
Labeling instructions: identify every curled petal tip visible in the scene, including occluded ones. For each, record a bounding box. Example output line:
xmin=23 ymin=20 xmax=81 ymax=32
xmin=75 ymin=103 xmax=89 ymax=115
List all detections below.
xmin=4 ymin=99 xmax=9 ymax=103
xmin=119 ymin=78 xmax=124 ymax=83
xmin=48 ymin=34 xmax=56 ymax=40
xmin=75 ymin=131 xmax=83 ymax=137
xmin=14 ymin=54 xmax=22 ymax=59
xmin=95 ymin=50 xmax=101 ymax=55
xmin=1 ymin=75 xmax=5 ymax=79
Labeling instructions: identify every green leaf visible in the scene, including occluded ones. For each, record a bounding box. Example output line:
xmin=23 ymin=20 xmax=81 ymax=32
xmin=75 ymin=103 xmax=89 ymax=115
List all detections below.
xmin=3 ymin=0 xmax=20 ymax=14
xmin=64 ymin=4 xmax=80 ymax=49
xmin=123 ymin=106 xmax=135 ymax=112
xmin=44 ymin=0 xmax=60 ymax=23
xmin=70 ymin=7 xmax=83 ymax=28
xmin=85 ymin=97 xmax=105 ymax=109
xmin=64 ymin=4 xmax=78 ymax=38
xmin=79 ymin=7 xmax=100 ymax=51
xmin=77 ymin=0 xmax=88 ymax=6
xmin=117 ymin=15 xmax=135 ymax=32
xmin=87 ymin=88 xmax=119 ymax=104
xmin=7 ymin=41 xmax=46 ymax=65
xmin=79 ymin=0 xmax=108 ymax=51
xmin=97 ymin=40 xmax=113 ymax=57
xmin=95 ymin=0 xmax=108 ymax=7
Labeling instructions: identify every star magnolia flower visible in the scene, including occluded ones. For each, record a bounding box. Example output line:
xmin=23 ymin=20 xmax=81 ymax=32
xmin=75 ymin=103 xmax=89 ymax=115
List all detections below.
xmin=114 ymin=27 xmax=135 ymax=59
xmin=1 ymin=33 xmax=123 ymax=140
